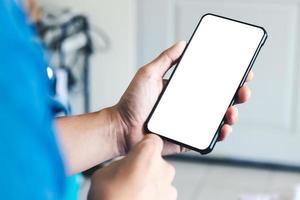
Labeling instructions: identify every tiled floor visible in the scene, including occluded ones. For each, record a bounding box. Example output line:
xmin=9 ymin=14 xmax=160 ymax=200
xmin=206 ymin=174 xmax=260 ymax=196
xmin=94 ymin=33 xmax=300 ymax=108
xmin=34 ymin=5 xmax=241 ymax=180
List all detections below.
xmin=171 ymin=160 xmax=300 ymax=200
xmin=80 ymin=160 xmax=300 ymax=200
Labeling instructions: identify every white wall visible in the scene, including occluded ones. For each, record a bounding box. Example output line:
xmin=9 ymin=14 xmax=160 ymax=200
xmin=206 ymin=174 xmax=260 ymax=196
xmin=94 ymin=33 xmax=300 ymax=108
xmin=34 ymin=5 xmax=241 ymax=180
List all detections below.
xmin=137 ymin=0 xmax=300 ymax=165
xmin=39 ymin=0 xmax=137 ymax=114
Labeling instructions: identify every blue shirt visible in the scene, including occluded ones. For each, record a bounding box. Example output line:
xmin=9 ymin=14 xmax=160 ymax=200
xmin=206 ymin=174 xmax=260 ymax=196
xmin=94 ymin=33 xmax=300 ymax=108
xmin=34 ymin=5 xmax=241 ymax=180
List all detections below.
xmin=0 ymin=0 xmax=66 ymax=199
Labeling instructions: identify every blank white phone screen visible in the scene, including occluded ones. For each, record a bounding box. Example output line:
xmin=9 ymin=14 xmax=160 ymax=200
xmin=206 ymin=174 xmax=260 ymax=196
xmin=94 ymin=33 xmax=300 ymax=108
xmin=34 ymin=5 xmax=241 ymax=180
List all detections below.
xmin=147 ymin=14 xmax=265 ymax=151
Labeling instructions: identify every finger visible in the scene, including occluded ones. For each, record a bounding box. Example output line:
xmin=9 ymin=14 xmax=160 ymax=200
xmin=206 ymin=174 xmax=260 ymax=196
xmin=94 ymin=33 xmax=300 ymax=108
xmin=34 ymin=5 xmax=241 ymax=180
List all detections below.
xmin=132 ymin=134 xmax=164 ymax=159
xmin=246 ymin=71 xmax=254 ymax=82
xmin=218 ymin=124 xmax=232 ymax=141
xmin=225 ymin=106 xmax=238 ymax=125
xmin=162 ymin=140 xmax=190 ymax=156
xmin=162 ymin=186 xmax=178 ymax=200
xmin=149 ymin=41 xmax=186 ymax=77
xmin=235 ymin=86 xmax=251 ymax=104
xmin=127 ymin=134 xmax=164 ymax=174
xmin=163 ymin=162 xmax=176 ymax=183
xmin=162 ymin=140 xmax=181 ymax=155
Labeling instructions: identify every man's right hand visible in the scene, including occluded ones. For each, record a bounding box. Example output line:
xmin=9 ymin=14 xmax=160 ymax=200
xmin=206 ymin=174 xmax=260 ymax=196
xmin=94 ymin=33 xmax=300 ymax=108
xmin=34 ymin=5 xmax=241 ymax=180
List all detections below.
xmin=88 ymin=134 xmax=177 ymax=200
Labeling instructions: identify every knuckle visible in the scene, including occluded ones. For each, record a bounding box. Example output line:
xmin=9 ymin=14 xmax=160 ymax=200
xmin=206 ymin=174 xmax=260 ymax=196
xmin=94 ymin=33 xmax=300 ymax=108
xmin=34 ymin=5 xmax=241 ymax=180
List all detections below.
xmin=159 ymin=51 xmax=171 ymax=64
xmin=138 ymin=66 xmax=152 ymax=77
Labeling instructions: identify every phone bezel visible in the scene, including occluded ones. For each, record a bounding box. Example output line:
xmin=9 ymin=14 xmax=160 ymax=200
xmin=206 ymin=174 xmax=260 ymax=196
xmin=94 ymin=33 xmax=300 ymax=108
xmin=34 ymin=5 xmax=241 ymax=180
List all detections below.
xmin=144 ymin=13 xmax=268 ymax=154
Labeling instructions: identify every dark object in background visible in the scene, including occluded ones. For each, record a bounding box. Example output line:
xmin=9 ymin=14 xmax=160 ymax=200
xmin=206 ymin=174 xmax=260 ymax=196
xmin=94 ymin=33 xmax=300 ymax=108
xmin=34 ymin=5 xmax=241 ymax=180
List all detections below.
xmin=38 ymin=13 xmax=92 ymax=112
xmin=35 ymin=5 xmax=111 ymax=176
xmin=36 ymin=7 xmax=110 ymax=113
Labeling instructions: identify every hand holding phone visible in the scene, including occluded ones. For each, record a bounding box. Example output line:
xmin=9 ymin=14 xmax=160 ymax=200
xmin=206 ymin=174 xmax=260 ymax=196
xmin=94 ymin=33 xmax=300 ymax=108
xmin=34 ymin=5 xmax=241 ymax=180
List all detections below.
xmin=145 ymin=14 xmax=267 ymax=154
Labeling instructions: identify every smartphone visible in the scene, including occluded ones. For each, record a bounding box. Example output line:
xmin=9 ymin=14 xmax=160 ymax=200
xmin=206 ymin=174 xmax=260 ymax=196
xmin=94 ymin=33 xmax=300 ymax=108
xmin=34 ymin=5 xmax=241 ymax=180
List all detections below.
xmin=145 ymin=13 xmax=267 ymax=154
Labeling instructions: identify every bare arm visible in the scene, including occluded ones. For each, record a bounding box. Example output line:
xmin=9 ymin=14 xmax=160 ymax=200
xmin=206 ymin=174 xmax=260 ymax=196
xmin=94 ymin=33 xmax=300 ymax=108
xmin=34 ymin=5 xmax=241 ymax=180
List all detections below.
xmin=56 ymin=107 xmax=124 ymax=175
xmin=55 ymin=41 xmax=252 ymax=176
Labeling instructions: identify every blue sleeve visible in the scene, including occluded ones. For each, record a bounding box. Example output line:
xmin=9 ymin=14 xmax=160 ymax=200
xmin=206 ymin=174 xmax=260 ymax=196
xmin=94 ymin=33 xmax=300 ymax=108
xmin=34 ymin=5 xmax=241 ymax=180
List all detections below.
xmin=0 ymin=1 xmax=66 ymax=199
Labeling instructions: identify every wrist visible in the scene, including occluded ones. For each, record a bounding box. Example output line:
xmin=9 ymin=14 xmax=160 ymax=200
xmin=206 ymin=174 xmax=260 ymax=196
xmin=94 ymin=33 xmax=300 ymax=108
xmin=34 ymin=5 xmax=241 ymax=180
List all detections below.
xmin=103 ymin=106 xmax=129 ymax=156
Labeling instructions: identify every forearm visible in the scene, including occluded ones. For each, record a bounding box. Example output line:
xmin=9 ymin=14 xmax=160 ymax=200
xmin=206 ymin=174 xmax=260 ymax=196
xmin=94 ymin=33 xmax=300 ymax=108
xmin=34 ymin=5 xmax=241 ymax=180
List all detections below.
xmin=55 ymin=107 xmax=125 ymax=175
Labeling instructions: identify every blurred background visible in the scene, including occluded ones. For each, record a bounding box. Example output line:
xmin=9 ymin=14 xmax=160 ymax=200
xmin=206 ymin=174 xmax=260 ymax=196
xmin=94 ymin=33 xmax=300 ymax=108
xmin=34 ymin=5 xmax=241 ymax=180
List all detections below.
xmin=30 ymin=0 xmax=300 ymax=199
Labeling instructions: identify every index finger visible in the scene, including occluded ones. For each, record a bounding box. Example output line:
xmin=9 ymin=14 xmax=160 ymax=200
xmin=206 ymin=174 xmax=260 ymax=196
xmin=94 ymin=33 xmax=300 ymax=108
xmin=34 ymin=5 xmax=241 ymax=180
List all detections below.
xmin=131 ymin=134 xmax=164 ymax=159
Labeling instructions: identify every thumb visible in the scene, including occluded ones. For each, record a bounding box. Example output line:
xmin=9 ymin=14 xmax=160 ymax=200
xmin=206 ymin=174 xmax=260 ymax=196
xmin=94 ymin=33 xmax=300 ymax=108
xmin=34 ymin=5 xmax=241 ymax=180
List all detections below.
xmin=148 ymin=41 xmax=186 ymax=77
xmin=129 ymin=134 xmax=164 ymax=161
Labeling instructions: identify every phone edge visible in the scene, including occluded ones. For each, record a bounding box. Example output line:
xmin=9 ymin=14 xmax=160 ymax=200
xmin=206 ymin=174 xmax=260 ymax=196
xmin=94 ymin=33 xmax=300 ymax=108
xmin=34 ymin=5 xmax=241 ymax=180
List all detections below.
xmin=144 ymin=13 xmax=268 ymax=155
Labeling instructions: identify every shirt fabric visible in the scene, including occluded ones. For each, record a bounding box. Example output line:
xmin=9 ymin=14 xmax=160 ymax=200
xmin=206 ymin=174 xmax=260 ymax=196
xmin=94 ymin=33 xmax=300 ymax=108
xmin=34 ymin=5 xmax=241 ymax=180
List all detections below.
xmin=0 ymin=0 xmax=66 ymax=199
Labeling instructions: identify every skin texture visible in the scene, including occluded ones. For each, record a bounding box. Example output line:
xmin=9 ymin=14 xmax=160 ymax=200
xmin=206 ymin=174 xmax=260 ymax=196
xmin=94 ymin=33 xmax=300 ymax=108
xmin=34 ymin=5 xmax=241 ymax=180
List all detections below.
xmin=56 ymin=41 xmax=253 ymax=199
xmin=88 ymin=134 xmax=177 ymax=200
xmin=56 ymin=108 xmax=123 ymax=174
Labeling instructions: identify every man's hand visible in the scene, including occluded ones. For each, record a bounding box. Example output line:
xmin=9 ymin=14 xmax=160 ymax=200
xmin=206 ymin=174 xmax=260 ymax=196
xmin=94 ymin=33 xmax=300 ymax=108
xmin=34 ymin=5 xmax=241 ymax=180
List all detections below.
xmin=55 ymin=41 xmax=253 ymax=174
xmin=114 ymin=41 xmax=253 ymax=155
xmin=88 ymin=134 xmax=177 ymax=200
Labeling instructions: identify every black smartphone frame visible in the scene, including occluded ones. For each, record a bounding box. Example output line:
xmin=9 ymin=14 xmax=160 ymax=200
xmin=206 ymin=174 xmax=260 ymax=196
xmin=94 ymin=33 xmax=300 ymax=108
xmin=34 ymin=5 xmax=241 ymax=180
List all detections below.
xmin=144 ymin=13 xmax=268 ymax=154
